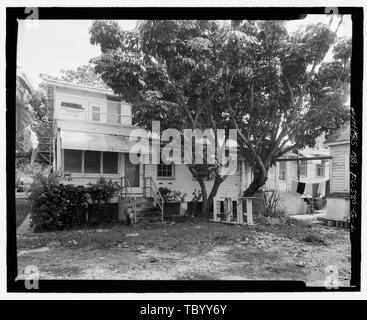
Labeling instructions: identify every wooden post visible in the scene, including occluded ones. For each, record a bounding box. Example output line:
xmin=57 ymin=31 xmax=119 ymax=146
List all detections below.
xmin=229 ymin=198 xmax=233 ymax=222
xmin=213 ymin=197 xmax=218 ymax=221
xmin=143 ymin=176 xmax=146 ymax=197
xmin=246 ymin=198 xmax=254 ymax=225
xmin=225 ymin=198 xmax=230 ymax=222
xmin=237 ymin=198 xmax=243 ymax=223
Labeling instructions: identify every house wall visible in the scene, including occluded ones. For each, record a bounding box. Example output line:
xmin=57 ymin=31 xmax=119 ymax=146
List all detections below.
xmin=52 ymin=85 xmax=132 ymax=127
xmin=266 ymin=160 xmax=330 ymax=192
xmin=145 ymin=163 xmax=242 ymax=201
xmin=329 ymin=143 xmax=350 ymax=193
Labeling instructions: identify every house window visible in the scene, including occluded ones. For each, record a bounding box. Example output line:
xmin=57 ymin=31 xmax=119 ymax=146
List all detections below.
xmin=107 ymin=102 xmax=121 ymax=124
xmin=103 ymin=152 xmax=118 ymax=174
xmin=299 ymin=160 xmax=307 ymax=177
xmin=84 ymin=151 xmax=101 ymax=173
xmin=279 ymin=161 xmax=286 ymax=180
xmin=64 ymin=149 xmax=82 ymax=173
xmin=64 ymin=150 xmax=119 ymax=175
xmin=61 ymin=102 xmax=83 ymax=110
xmin=157 ymin=161 xmax=174 ymax=179
xmin=91 ymin=106 xmax=101 ymax=122
xmin=316 ymin=161 xmax=325 ymax=177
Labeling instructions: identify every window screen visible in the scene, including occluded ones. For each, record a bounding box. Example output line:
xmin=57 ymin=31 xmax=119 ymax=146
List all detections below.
xmin=103 ymin=152 xmax=118 ymax=174
xmin=91 ymin=106 xmax=101 ymax=122
xmin=84 ymin=151 xmax=101 ymax=173
xmin=64 ymin=149 xmax=82 ymax=173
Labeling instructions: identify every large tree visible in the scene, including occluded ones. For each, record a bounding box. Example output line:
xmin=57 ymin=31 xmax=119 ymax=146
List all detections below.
xmin=219 ymin=20 xmax=350 ymax=195
xmin=90 ymin=20 xmax=235 ymax=218
xmin=89 ymin=19 xmax=350 ymax=216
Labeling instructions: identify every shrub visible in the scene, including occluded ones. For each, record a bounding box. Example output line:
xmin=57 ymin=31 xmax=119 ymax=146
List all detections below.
xmin=188 ymin=189 xmax=202 ymax=215
xmin=261 ymin=189 xmax=284 ymax=218
xmin=29 ymin=171 xmax=88 ymax=231
xmin=159 ymin=187 xmax=186 ymax=203
xmin=87 ymin=178 xmax=120 ymax=204
xmin=29 ymin=174 xmax=120 ymax=231
xmin=86 ymin=178 xmax=120 ymax=222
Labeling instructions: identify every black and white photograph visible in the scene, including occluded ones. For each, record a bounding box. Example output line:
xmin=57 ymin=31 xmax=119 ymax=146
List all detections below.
xmin=2 ymin=3 xmax=365 ymax=300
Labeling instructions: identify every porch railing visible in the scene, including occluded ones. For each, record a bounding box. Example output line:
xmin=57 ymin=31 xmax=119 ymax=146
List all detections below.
xmin=144 ymin=177 xmax=164 ymax=223
xmin=120 ymin=176 xmax=137 ymax=223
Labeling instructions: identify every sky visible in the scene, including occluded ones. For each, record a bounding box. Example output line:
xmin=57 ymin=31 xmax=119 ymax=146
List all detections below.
xmin=17 ymin=16 xmax=352 ymax=88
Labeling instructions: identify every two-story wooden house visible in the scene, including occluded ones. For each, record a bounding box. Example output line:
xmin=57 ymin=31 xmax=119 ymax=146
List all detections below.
xmin=48 ymin=80 xmax=143 ymax=194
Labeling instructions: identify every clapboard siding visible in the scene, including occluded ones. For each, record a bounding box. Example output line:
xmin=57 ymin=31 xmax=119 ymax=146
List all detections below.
xmin=329 ymin=143 xmax=350 ymax=193
xmin=146 ymin=164 xmax=242 ymax=201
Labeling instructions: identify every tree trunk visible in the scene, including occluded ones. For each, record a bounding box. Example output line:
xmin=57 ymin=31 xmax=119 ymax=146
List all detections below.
xmin=207 ymin=175 xmax=227 ymax=216
xmin=188 ymin=165 xmax=227 ymax=219
xmin=243 ymin=167 xmax=268 ymax=197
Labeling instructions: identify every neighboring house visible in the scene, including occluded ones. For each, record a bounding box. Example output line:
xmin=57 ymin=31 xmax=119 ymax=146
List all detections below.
xmin=265 ymin=135 xmax=331 ymax=194
xmin=323 ymin=122 xmax=350 ymax=221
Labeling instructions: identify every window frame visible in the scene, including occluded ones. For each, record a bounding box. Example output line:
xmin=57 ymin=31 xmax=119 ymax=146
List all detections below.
xmin=63 ymin=149 xmax=119 ymax=176
xmin=299 ymin=160 xmax=307 ymax=177
xmin=316 ymin=161 xmax=325 ymax=177
xmin=103 ymin=151 xmax=119 ymax=174
xmin=157 ymin=161 xmax=175 ymax=180
xmin=107 ymin=101 xmax=122 ymax=125
xmin=64 ymin=149 xmax=83 ymax=174
xmin=84 ymin=150 xmax=102 ymax=174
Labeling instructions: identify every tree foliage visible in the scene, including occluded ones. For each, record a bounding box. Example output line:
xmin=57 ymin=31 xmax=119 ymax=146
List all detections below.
xmin=89 ymin=19 xmax=350 ymax=214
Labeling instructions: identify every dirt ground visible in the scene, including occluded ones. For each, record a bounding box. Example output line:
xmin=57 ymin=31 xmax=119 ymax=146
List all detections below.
xmin=16 ymin=217 xmax=351 ymax=286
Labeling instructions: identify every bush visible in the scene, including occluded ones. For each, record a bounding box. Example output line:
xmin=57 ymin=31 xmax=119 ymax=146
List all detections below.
xmin=159 ymin=187 xmax=186 ymax=203
xmin=188 ymin=189 xmax=202 ymax=215
xmin=86 ymin=178 xmax=120 ymax=222
xmin=29 ymin=171 xmax=89 ymax=231
xmin=261 ymin=189 xmax=284 ymax=218
xmin=29 ymin=174 xmax=121 ymax=231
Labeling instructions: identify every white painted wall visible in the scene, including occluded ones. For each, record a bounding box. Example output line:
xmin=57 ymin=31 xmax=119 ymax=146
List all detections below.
xmin=329 ymin=143 xmax=350 ymax=193
xmin=54 ymin=85 xmax=132 ymax=127
xmin=145 ymin=163 xmax=242 ymax=201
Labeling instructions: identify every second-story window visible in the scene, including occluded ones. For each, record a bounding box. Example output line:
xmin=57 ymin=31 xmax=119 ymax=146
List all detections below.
xmin=91 ymin=106 xmax=101 ymax=122
xmin=107 ymin=101 xmax=121 ymax=124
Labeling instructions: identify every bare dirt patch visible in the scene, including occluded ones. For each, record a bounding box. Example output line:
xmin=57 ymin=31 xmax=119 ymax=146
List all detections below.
xmin=16 ymin=218 xmax=351 ymax=286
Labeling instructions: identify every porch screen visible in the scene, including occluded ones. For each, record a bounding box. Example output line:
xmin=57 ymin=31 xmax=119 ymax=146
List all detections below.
xmin=103 ymin=152 xmax=118 ymax=174
xmin=64 ymin=149 xmax=82 ymax=173
xmin=84 ymin=151 xmax=101 ymax=173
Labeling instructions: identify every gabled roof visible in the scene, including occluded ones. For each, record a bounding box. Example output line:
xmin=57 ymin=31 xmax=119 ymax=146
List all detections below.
xmin=324 ymin=121 xmax=350 ymax=145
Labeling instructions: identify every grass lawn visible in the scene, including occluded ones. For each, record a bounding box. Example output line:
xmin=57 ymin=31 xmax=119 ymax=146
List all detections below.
xmin=16 ymin=216 xmax=351 ymax=286
xmin=16 ymin=198 xmax=31 ymax=228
